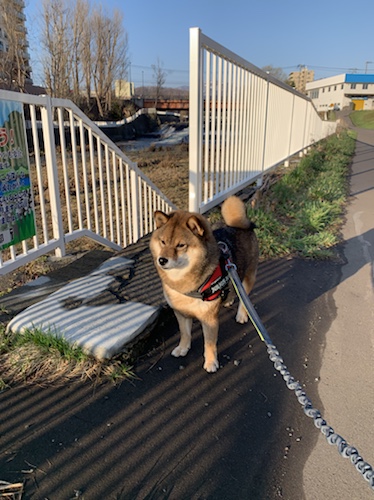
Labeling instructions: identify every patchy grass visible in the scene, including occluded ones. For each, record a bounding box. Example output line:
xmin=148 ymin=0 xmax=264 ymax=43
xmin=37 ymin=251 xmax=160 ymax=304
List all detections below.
xmin=0 ymin=326 xmax=134 ymax=387
xmin=349 ymin=110 xmax=374 ymax=129
xmin=247 ymin=130 xmax=356 ymax=259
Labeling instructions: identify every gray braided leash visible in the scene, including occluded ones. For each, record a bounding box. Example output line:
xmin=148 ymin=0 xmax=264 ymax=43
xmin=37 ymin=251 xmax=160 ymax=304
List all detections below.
xmin=226 ymin=261 xmax=374 ymax=491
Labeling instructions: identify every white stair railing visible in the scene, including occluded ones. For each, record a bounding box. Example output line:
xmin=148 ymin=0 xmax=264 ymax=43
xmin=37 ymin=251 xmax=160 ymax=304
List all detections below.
xmin=0 ymin=90 xmax=176 ymax=275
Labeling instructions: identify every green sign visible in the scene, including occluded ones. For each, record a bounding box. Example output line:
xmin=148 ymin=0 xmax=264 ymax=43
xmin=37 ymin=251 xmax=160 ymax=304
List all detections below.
xmin=0 ymin=100 xmax=36 ymax=250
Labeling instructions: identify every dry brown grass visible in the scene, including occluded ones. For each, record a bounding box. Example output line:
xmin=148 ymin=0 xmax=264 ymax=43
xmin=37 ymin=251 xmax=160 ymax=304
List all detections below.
xmin=0 ymin=480 xmax=24 ymax=499
xmin=127 ymin=143 xmax=189 ymax=210
xmin=0 ymin=343 xmax=134 ymax=387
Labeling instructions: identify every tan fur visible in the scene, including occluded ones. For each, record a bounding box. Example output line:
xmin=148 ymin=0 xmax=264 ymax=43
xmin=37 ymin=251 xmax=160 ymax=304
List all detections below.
xmin=150 ymin=196 xmax=259 ymax=373
xmin=221 ymin=195 xmax=251 ymax=229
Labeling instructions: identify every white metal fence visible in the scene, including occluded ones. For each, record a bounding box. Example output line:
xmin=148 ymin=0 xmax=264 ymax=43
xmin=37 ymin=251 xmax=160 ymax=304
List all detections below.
xmin=1 ymin=29 xmax=338 ymax=274
xmin=189 ymin=28 xmax=337 ymax=213
xmin=0 ymin=90 xmax=176 ymax=275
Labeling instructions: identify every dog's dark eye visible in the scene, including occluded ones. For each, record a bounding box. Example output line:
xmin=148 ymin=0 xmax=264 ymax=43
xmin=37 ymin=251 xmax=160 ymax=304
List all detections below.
xmin=160 ymin=239 xmax=166 ymax=246
xmin=176 ymin=242 xmax=186 ymax=249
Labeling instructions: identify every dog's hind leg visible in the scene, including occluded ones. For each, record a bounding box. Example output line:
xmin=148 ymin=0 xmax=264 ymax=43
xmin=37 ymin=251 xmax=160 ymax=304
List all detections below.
xmin=235 ymin=271 xmax=256 ymax=324
xmin=171 ymin=310 xmax=192 ymax=357
xmin=202 ymin=319 xmax=219 ymax=373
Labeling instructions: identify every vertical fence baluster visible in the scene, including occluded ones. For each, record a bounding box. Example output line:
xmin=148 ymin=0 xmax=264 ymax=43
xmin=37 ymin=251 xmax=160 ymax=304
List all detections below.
xmin=130 ymin=168 xmax=139 ymax=243
xmin=79 ymin=119 xmax=91 ymax=230
xmin=41 ymin=96 xmax=65 ymax=257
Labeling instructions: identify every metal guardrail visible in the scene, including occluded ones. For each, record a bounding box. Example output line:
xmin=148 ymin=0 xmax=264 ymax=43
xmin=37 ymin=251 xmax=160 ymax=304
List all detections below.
xmin=188 ymin=27 xmax=337 ymax=213
xmin=0 ymin=90 xmax=176 ymax=275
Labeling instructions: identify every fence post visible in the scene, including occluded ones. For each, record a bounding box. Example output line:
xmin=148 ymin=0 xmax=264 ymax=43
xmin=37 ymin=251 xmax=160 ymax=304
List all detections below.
xmin=303 ymin=101 xmax=312 ymax=153
xmin=284 ymin=94 xmax=295 ymax=167
xmin=40 ymin=96 xmax=65 ymax=257
xmin=259 ymin=74 xmax=271 ymax=186
xmin=189 ymin=27 xmax=203 ymax=212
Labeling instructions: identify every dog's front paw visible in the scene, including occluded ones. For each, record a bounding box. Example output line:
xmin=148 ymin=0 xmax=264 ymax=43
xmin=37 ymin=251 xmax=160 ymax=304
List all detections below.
xmin=222 ymin=297 xmax=234 ymax=308
xmin=203 ymin=358 xmax=219 ymax=373
xmin=171 ymin=345 xmax=190 ymax=357
xmin=235 ymin=310 xmax=249 ymax=324
xmin=222 ymin=289 xmax=235 ymax=307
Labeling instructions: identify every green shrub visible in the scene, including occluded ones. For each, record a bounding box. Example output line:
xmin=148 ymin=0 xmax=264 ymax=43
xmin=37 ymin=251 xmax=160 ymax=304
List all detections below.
xmin=248 ymin=130 xmax=355 ymax=259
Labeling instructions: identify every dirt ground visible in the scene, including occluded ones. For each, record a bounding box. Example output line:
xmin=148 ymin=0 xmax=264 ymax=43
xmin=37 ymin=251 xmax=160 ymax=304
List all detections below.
xmin=126 ymin=142 xmax=189 ymax=210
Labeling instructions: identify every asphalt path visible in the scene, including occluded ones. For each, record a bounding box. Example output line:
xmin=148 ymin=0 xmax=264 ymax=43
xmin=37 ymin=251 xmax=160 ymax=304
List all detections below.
xmin=303 ymin=126 xmax=374 ymax=499
xmin=0 ymin=128 xmax=373 ymax=499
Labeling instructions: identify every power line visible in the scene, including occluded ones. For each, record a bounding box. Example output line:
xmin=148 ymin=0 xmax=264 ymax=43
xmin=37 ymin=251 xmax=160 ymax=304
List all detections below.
xmin=131 ymin=63 xmax=188 ymax=74
xmin=282 ymin=64 xmax=374 ymax=74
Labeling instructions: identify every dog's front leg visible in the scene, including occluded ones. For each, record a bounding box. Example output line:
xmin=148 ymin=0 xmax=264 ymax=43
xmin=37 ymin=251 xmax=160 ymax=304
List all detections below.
xmin=202 ymin=320 xmax=219 ymax=373
xmin=171 ymin=310 xmax=192 ymax=358
xmin=236 ymin=272 xmax=256 ymax=324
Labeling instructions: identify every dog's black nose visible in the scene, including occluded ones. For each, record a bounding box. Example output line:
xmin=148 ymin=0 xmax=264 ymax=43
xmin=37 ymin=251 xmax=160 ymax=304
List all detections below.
xmin=158 ymin=257 xmax=168 ymax=267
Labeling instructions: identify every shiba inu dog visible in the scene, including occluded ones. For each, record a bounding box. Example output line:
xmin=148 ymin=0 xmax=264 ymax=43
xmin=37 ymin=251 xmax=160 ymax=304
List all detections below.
xmin=150 ymin=196 xmax=259 ymax=373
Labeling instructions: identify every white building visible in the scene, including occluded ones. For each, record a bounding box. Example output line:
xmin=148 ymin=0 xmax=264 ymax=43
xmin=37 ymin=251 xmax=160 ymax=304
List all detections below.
xmin=306 ymin=74 xmax=374 ymax=112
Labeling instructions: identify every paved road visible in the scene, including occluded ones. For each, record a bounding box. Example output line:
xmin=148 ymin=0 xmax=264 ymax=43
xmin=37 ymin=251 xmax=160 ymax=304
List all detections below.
xmin=0 ymin=128 xmax=373 ymax=499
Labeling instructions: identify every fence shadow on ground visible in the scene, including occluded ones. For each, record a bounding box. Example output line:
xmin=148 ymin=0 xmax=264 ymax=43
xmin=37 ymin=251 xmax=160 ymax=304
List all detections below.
xmin=0 ymin=251 xmax=348 ymax=499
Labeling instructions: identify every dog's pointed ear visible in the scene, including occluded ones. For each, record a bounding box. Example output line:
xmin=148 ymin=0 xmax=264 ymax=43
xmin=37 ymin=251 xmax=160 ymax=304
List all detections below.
xmin=187 ymin=215 xmax=205 ymax=237
xmin=154 ymin=211 xmax=170 ymax=228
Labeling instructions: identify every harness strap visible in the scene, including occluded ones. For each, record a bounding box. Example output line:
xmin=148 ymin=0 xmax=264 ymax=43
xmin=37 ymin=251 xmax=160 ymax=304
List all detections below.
xmin=185 ymin=241 xmax=232 ymax=301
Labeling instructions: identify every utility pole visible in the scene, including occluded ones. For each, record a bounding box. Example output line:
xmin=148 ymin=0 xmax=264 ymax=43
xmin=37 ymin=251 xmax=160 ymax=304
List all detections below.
xmin=365 ymin=61 xmax=372 ymax=74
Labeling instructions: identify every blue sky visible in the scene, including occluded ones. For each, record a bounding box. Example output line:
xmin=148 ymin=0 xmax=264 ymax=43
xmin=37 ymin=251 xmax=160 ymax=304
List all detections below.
xmin=25 ymin=0 xmax=374 ymax=88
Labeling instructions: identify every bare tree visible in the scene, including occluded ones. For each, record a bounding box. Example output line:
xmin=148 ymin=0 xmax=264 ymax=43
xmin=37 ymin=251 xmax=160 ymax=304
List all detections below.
xmin=40 ymin=0 xmax=129 ymax=116
xmin=262 ymin=65 xmax=288 ymax=83
xmin=41 ymin=0 xmax=72 ymax=98
xmin=90 ymin=6 xmax=128 ymax=117
xmin=152 ymin=58 xmax=166 ymax=107
xmin=70 ymin=0 xmax=90 ymax=105
xmin=80 ymin=4 xmax=92 ymax=105
xmin=0 ymin=0 xmax=30 ymax=91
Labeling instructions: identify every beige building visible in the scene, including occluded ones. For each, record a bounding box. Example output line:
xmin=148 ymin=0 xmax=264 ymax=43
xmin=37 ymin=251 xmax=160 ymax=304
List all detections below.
xmin=115 ymin=80 xmax=135 ymax=99
xmin=306 ymin=74 xmax=374 ymax=112
xmin=289 ymin=67 xmax=314 ymax=94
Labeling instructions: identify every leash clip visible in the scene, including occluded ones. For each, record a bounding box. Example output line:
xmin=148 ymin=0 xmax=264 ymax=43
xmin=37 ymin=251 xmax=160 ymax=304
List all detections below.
xmin=218 ymin=241 xmax=237 ymax=272
xmin=225 ymin=259 xmax=237 ymax=272
xmin=218 ymin=240 xmax=229 ymax=255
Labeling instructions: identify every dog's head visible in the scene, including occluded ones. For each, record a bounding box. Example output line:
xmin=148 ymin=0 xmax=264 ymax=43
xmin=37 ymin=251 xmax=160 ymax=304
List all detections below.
xmin=150 ymin=209 xmax=215 ymax=276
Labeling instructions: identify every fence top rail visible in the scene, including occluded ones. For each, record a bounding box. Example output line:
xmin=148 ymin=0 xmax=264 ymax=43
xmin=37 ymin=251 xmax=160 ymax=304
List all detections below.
xmin=0 ymin=89 xmax=55 ymax=106
xmin=193 ymin=27 xmax=312 ymax=103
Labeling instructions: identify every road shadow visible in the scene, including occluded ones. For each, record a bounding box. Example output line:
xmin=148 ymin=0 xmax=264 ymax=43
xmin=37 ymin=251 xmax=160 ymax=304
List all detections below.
xmin=0 ymin=255 xmax=342 ymax=499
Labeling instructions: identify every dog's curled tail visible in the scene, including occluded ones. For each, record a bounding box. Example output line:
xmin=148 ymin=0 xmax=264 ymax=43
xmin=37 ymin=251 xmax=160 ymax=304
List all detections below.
xmin=221 ymin=196 xmax=251 ymax=229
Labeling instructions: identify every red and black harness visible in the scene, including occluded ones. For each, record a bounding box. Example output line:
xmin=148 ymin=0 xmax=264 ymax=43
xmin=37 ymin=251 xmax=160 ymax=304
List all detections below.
xmin=186 ymin=242 xmax=233 ymax=301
